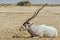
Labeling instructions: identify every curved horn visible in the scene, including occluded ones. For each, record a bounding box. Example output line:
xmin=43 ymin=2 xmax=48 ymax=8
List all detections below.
xmin=25 ymin=3 xmax=47 ymax=23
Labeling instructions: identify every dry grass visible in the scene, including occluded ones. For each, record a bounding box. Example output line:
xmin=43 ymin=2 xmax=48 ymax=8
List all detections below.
xmin=0 ymin=6 xmax=60 ymax=40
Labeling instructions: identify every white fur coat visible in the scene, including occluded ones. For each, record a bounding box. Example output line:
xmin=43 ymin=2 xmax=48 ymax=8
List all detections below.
xmin=30 ymin=24 xmax=58 ymax=37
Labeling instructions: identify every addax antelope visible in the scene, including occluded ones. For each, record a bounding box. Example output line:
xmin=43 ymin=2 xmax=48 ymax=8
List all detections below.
xmin=19 ymin=4 xmax=58 ymax=38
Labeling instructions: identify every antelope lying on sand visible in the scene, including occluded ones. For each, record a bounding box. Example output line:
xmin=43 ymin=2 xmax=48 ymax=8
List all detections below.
xmin=19 ymin=4 xmax=58 ymax=38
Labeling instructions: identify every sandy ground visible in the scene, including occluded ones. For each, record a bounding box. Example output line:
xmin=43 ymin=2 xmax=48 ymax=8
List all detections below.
xmin=0 ymin=6 xmax=60 ymax=39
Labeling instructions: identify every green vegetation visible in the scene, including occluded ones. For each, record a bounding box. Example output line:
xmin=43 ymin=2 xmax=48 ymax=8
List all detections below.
xmin=17 ymin=1 xmax=31 ymax=6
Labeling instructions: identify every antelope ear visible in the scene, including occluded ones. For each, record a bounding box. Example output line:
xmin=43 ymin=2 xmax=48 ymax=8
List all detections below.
xmin=29 ymin=22 xmax=33 ymax=26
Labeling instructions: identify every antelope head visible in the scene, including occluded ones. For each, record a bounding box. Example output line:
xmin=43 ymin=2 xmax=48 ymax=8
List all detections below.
xmin=19 ymin=3 xmax=47 ymax=31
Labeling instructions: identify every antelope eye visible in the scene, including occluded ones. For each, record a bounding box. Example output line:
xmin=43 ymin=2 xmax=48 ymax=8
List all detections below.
xmin=23 ymin=24 xmax=26 ymax=27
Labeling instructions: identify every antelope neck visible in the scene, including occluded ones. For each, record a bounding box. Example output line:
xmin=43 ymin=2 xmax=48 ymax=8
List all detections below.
xmin=27 ymin=26 xmax=38 ymax=36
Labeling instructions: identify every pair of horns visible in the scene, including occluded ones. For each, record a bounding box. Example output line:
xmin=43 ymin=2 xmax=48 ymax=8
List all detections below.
xmin=25 ymin=3 xmax=47 ymax=23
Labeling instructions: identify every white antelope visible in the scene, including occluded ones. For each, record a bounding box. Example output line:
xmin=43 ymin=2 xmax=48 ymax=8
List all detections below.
xmin=19 ymin=4 xmax=58 ymax=38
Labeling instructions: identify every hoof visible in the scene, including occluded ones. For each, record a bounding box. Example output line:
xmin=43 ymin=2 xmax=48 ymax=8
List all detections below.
xmin=12 ymin=36 xmax=16 ymax=38
xmin=12 ymin=35 xmax=20 ymax=38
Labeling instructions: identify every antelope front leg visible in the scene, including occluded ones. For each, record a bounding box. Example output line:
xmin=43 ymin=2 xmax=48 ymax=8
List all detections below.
xmin=28 ymin=35 xmax=39 ymax=38
xmin=27 ymin=35 xmax=33 ymax=38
